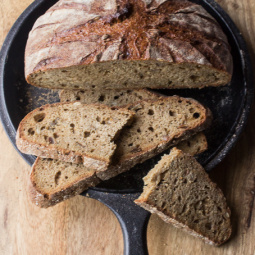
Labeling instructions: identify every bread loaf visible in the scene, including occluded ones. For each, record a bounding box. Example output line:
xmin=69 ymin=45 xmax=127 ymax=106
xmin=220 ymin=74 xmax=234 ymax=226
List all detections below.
xmin=135 ymin=148 xmax=232 ymax=246
xmin=16 ymin=102 xmax=134 ymax=170
xmin=25 ymin=0 xmax=232 ymax=90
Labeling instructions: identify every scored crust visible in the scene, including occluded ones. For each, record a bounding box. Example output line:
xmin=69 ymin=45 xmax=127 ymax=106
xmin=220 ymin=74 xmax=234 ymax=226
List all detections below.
xmin=25 ymin=0 xmax=232 ymax=90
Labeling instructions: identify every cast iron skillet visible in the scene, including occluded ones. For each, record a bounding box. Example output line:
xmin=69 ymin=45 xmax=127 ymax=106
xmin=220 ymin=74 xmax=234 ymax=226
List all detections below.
xmin=0 ymin=0 xmax=253 ymax=254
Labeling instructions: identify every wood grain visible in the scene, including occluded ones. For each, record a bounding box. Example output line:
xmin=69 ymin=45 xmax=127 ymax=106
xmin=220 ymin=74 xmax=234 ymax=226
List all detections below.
xmin=0 ymin=0 xmax=254 ymax=254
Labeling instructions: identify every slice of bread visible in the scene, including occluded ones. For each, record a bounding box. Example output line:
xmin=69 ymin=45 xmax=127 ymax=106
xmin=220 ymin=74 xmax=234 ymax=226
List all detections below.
xmin=135 ymin=148 xmax=232 ymax=246
xmin=16 ymin=102 xmax=134 ymax=171
xmin=29 ymin=158 xmax=101 ymax=208
xmin=29 ymin=96 xmax=211 ymax=207
xmin=59 ymin=89 xmax=161 ymax=106
xmin=97 ymin=96 xmax=211 ymax=180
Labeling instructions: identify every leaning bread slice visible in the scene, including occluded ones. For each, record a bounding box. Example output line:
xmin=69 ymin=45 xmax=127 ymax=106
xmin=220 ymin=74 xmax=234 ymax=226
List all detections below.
xmin=59 ymin=89 xmax=161 ymax=106
xmin=97 ymin=96 xmax=211 ymax=180
xmin=30 ymin=96 xmax=211 ymax=207
xmin=29 ymin=158 xmax=101 ymax=208
xmin=135 ymin=148 xmax=232 ymax=246
xmin=16 ymin=102 xmax=134 ymax=171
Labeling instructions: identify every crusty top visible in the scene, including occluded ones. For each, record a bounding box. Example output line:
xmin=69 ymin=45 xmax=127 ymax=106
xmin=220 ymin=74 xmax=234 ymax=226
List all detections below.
xmin=25 ymin=0 xmax=232 ymax=79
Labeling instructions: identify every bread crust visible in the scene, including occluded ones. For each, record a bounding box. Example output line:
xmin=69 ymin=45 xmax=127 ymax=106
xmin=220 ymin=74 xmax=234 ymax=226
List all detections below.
xmin=25 ymin=0 xmax=232 ymax=89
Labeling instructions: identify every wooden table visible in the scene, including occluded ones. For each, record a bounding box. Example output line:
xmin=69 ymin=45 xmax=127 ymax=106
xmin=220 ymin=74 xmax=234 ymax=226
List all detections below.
xmin=0 ymin=0 xmax=254 ymax=254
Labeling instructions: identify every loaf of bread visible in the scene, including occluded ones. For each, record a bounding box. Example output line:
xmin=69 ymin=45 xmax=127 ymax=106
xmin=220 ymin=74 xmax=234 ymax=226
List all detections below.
xmin=16 ymin=102 xmax=134 ymax=171
xmin=25 ymin=0 xmax=232 ymax=90
xmin=135 ymin=148 xmax=232 ymax=246
xmin=29 ymin=96 xmax=210 ymax=207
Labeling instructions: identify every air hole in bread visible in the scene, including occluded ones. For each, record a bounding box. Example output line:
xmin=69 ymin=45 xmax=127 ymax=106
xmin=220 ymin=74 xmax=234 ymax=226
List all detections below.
xmin=98 ymin=95 xmax=105 ymax=102
xmin=76 ymin=96 xmax=81 ymax=100
xmin=168 ymin=80 xmax=173 ymax=85
xmin=148 ymin=109 xmax=154 ymax=115
xmin=92 ymin=85 xmax=95 ymax=88
xmin=137 ymin=128 xmax=141 ymax=133
xmin=190 ymin=75 xmax=199 ymax=82
xmin=61 ymin=84 xmax=66 ymax=87
xmin=70 ymin=123 xmax=75 ymax=128
xmin=34 ymin=113 xmax=46 ymax=122
xmin=114 ymin=96 xmax=119 ymax=100
xmin=96 ymin=116 xmax=101 ymax=122
xmin=193 ymin=112 xmax=200 ymax=119
xmin=44 ymin=135 xmax=48 ymax=141
xmin=148 ymin=127 xmax=154 ymax=132
xmin=84 ymin=131 xmax=91 ymax=138
xmin=205 ymin=223 xmax=212 ymax=230
xmin=44 ymin=194 xmax=49 ymax=199
xmin=55 ymin=171 xmax=61 ymax=185
xmin=49 ymin=137 xmax=54 ymax=144
xmin=194 ymin=219 xmax=200 ymax=224
xmin=74 ymin=85 xmax=79 ymax=88
xmin=28 ymin=128 xmax=35 ymax=135
xmin=65 ymin=176 xmax=68 ymax=179
xmin=53 ymin=133 xmax=59 ymax=139
xmin=128 ymin=143 xmax=133 ymax=147
xmin=169 ymin=110 xmax=176 ymax=117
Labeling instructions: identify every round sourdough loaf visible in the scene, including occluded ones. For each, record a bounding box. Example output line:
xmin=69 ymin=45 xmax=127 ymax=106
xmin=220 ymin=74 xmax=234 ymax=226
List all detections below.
xmin=25 ymin=0 xmax=233 ymax=90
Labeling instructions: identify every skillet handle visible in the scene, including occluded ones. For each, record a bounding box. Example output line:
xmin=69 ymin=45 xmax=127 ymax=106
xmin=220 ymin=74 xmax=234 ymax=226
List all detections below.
xmin=86 ymin=190 xmax=150 ymax=255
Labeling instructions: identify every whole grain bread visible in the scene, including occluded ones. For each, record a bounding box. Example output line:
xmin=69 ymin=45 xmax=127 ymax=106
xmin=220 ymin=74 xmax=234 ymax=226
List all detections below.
xmin=16 ymin=102 xmax=134 ymax=171
xmin=135 ymin=148 xmax=232 ymax=246
xmin=30 ymin=132 xmax=207 ymax=208
xmin=97 ymin=96 xmax=211 ymax=180
xmin=30 ymin=96 xmax=211 ymax=207
xmin=25 ymin=0 xmax=232 ymax=90
xmin=29 ymin=158 xmax=101 ymax=208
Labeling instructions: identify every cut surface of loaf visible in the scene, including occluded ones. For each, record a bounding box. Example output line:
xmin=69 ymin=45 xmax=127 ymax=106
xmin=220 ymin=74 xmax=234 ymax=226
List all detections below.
xmin=59 ymin=89 xmax=161 ymax=106
xmin=16 ymin=102 xmax=134 ymax=170
xmin=135 ymin=148 xmax=232 ymax=246
xmin=30 ymin=96 xmax=210 ymax=207
xmin=30 ymin=133 xmax=207 ymax=208
xmin=25 ymin=0 xmax=232 ymax=90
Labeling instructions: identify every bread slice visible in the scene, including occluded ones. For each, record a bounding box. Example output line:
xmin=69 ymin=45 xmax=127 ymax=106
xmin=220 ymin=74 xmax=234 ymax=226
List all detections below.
xmin=25 ymin=1 xmax=232 ymax=90
xmin=29 ymin=158 xmax=101 ymax=208
xmin=29 ymin=96 xmax=211 ymax=207
xmin=16 ymin=102 xmax=134 ymax=171
xmin=135 ymin=148 xmax=232 ymax=246
xmin=97 ymin=96 xmax=211 ymax=180
xmin=59 ymin=89 xmax=161 ymax=106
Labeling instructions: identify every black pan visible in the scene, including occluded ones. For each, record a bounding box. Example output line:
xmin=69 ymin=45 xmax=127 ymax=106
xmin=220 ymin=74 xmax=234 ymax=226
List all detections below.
xmin=0 ymin=0 xmax=253 ymax=254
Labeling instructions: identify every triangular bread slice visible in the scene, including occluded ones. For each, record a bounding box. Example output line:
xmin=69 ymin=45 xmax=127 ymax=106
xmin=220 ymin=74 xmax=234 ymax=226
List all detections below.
xmin=135 ymin=148 xmax=232 ymax=246
xmin=29 ymin=96 xmax=211 ymax=207
xmin=16 ymin=102 xmax=134 ymax=171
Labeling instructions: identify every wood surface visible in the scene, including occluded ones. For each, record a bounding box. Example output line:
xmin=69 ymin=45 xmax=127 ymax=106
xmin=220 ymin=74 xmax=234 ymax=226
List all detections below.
xmin=0 ymin=0 xmax=254 ymax=254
